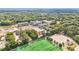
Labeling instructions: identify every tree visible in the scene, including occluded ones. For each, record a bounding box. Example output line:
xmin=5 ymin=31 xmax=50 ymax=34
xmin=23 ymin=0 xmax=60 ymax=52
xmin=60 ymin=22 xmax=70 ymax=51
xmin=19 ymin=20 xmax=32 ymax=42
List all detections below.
xmin=49 ymin=23 xmax=64 ymax=35
xmin=66 ymin=31 xmax=74 ymax=37
xmin=25 ymin=29 xmax=38 ymax=40
xmin=22 ymin=31 xmax=31 ymax=42
xmin=19 ymin=30 xmax=32 ymax=45
xmin=5 ymin=32 xmax=16 ymax=49
xmin=74 ymin=35 xmax=79 ymax=44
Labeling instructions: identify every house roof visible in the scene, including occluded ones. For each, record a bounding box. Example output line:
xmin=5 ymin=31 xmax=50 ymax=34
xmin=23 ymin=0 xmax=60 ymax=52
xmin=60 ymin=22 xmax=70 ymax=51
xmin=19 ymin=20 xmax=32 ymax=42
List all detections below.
xmin=32 ymin=27 xmax=44 ymax=32
xmin=50 ymin=34 xmax=73 ymax=43
xmin=20 ymin=25 xmax=44 ymax=32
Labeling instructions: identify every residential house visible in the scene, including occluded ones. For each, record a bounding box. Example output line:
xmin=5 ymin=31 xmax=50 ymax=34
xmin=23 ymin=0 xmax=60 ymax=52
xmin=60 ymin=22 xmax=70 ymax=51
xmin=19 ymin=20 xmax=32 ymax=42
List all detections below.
xmin=32 ymin=27 xmax=44 ymax=38
xmin=49 ymin=34 xmax=77 ymax=50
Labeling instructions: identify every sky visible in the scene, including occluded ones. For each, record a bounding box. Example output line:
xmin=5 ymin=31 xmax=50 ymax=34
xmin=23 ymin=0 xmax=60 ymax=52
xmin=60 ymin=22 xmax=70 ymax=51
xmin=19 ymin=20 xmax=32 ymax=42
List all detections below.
xmin=0 ymin=0 xmax=79 ymax=8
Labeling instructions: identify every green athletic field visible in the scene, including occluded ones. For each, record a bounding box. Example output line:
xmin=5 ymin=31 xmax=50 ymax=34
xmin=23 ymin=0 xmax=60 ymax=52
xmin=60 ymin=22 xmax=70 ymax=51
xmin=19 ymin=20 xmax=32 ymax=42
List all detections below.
xmin=16 ymin=39 xmax=62 ymax=51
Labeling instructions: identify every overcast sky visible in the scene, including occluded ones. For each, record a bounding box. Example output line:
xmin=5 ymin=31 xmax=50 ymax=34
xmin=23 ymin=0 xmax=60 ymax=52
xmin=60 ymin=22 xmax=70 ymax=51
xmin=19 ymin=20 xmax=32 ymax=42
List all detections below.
xmin=0 ymin=0 xmax=79 ymax=8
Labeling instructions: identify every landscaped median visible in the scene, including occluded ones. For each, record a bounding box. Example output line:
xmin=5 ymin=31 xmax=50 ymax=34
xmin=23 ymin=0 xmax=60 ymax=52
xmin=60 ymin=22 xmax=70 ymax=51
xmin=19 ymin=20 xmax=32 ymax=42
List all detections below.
xmin=16 ymin=39 xmax=62 ymax=51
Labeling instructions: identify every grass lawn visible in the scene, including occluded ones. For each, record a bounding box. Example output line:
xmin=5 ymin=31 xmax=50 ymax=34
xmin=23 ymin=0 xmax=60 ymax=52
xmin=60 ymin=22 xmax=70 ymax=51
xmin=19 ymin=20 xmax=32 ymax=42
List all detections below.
xmin=16 ymin=39 xmax=62 ymax=51
xmin=0 ymin=25 xmax=14 ymax=28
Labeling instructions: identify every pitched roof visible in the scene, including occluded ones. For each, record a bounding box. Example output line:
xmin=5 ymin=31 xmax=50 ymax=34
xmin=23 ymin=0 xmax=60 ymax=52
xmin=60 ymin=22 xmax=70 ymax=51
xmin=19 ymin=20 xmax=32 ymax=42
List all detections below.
xmin=50 ymin=34 xmax=73 ymax=43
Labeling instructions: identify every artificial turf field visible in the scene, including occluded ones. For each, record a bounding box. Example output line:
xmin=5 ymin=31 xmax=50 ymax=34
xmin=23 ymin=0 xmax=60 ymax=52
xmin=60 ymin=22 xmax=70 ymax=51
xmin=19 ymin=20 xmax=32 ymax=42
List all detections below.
xmin=16 ymin=39 xmax=62 ymax=51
